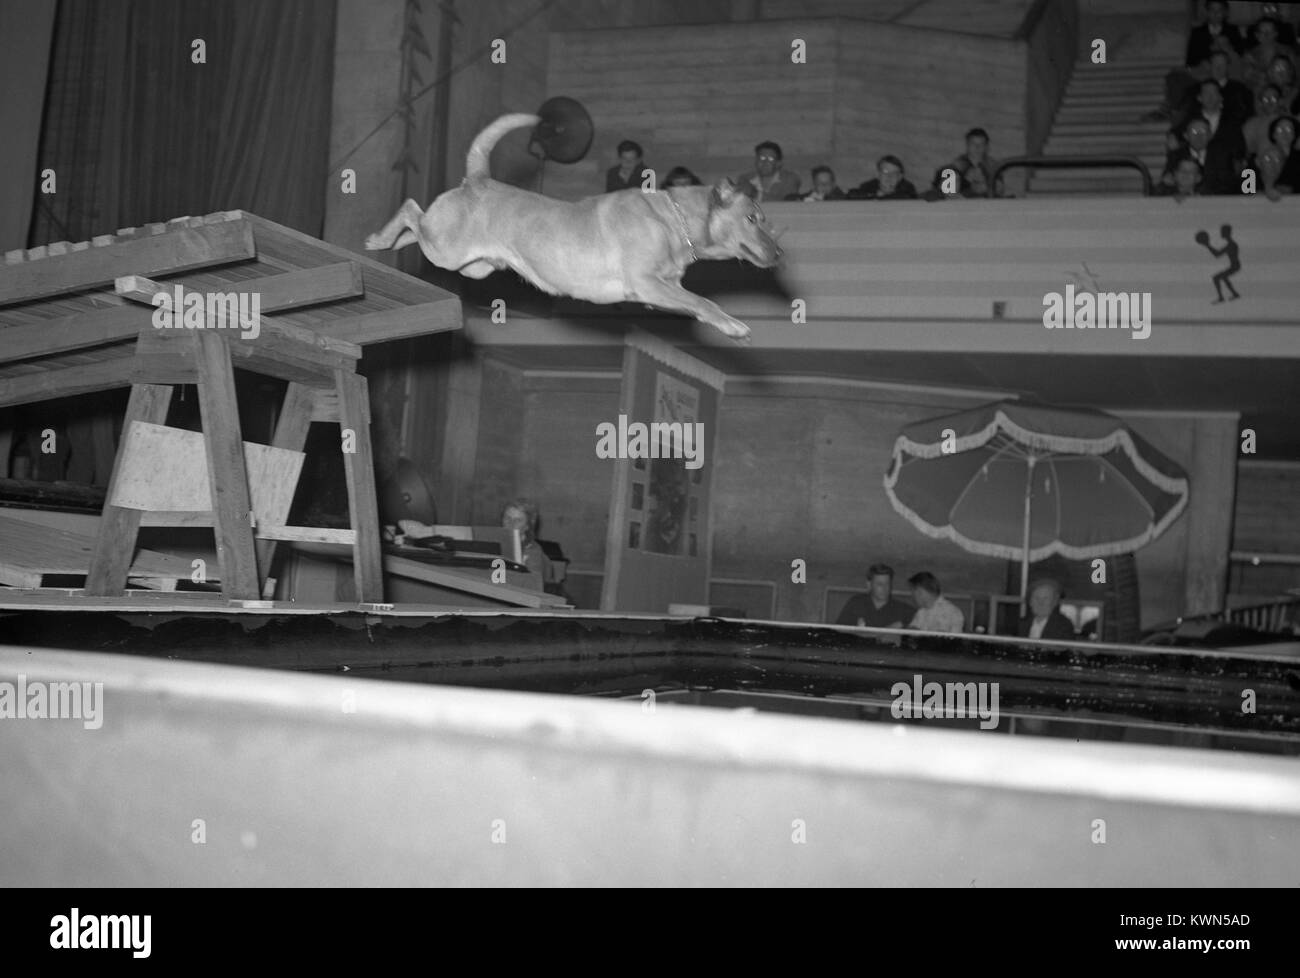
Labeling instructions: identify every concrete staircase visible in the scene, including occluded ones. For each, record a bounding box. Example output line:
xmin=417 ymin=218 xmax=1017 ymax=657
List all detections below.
xmin=1029 ymin=58 xmax=1172 ymax=196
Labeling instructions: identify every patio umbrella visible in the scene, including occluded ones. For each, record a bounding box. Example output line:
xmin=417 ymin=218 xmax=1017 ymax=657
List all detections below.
xmin=882 ymin=400 xmax=1190 ymax=606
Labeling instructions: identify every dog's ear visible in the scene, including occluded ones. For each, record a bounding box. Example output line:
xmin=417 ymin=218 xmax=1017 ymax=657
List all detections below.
xmin=712 ymin=178 xmax=739 ymax=206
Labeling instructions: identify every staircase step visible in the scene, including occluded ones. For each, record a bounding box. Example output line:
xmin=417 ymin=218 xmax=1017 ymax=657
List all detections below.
xmin=1051 ymin=120 xmax=1171 ymax=133
xmin=1060 ymin=95 xmax=1165 ymax=108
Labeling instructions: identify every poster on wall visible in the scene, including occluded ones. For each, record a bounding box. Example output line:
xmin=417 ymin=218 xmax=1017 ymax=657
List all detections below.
xmin=642 ymin=371 xmax=699 ymax=555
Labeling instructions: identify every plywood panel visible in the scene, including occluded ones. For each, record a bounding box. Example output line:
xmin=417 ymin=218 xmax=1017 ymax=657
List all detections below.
xmin=110 ymin=421 xmax=304 ymax=527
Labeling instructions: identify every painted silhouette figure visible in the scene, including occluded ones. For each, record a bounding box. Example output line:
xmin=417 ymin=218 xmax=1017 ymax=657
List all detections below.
xmin=1195 ymin=224 xmax=1241 ymax=302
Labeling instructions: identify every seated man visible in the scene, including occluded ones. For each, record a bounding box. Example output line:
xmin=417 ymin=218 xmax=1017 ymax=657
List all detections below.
xmin=790 ymin=165 xmax=846 ymax=201
xmin=835 ymin=562 xmax=913 ymax=628
xmin=606 ymin=139 xmax=655 ymax=193
xmin=929 ymin=128 xmax=1003 ymax=198
xmin=736 ymin=140 xmax=801 ymax=203
xmin=848 ymin=154 xmax=918 ymax=200
xmin=1017 ymin=579 xmax=1076 ymax=641
xmin=906 ymin=571 xmax=965 ymax=634
xmin=1178 ymin=112 xmax=1243 ymax=194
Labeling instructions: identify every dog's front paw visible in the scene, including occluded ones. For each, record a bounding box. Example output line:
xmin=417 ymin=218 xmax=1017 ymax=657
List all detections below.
xmin=712 ymin=315 xmax=752 ymax=342
xmin=363 ymin=233 xmax=385 ymax=251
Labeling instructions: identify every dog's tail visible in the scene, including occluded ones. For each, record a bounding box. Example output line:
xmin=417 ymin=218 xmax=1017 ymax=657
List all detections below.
xmin=465 ymin=113 xmax=541 ymax=181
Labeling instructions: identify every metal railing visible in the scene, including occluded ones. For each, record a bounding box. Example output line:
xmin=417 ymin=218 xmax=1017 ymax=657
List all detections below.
xmin=993 ymin=155 xmax=1154 ymax=196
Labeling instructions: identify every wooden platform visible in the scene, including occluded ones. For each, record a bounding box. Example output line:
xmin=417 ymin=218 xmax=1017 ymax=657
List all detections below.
xmin=0 ymin=209 xmax=464 ymax=607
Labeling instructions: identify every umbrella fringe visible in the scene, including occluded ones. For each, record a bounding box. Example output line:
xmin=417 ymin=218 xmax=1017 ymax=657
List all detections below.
xmin=893 ymin=408 xmax=1190 ymax=498
xmin=883 ymin=468 xmax=1191 ymax=562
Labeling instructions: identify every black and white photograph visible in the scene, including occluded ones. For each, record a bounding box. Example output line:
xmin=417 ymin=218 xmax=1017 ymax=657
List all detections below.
xmin=1 ymin=0 xmax=1297 ymax=922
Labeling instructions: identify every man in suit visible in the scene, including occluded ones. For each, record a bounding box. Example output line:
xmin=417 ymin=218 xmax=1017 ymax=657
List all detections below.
xmin=1018 ymin=579 xmax=1077 ymax=642
xmin=1182 ymin=85 xmax=1246 ymax=193
xmin=1206 ymin=50 xmax=1254 ymax=120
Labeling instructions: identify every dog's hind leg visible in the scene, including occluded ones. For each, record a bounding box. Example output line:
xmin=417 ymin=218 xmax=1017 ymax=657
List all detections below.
xmin=365 ymin=199 xmax=425 ymax=251
xmin=626 ymin=277 xmax=753 ymax=342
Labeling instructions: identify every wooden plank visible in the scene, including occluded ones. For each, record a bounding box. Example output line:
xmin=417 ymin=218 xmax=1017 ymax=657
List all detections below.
xmin=255 ymin=382 xmax=317 ymax=576
xmin=380 ymin=554 xmax=566 ymax=608
xmin=0 ymin=304 xmax=150 ymax=364
xmin=335 ymin=369 xmax=384 ymax=603
xmin=0 ymin=219 xmax=257 ymax=307
xmin=257 ymin=525 xmax=357 ymax=544
xmin=115 ymin=273 xmax=362 ymax=357
xmin=85 ymin=384 xmax=174 ymax=596
xmin=131 ymin=321 xmax=353 ymax=388
xmin=0 ymin=355 xmax=137 ymax=409
xmin=194 ymin=331 xmax=260 ymax=600
xmin=311 ymin=298 xmax=463 ymax=344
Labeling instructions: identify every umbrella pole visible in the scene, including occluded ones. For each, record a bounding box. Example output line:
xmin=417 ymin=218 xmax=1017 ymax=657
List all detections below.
xmin=1020 ymin=456 xmax=1035 ymax=614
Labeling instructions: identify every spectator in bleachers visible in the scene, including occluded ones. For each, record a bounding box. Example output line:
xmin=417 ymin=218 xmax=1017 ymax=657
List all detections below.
xmin=790 ymin=165 xmax=846 ymax=201
xmin=1268 ymin=115 xmax=1300 ymax=189
xmin=1247 ymin=5 xmax=1296 ymax=49
xmin=1264 ymin=54 xmax=1300 ymax=112
xmin=1017 ymin=579 xmax=1076 ymax=642
xmin=1243 ymin=84 xmax=1285 ymax=163
xmin=929 ymin=128 xmax=1003 ymax=199
xmin=1243 ymin=16 xmax=1295 ymax=94
xmin=663 ymin=166 xmax=703 ymax=188
xmin=606 ymin=139 xmax=655 ymax=193
xmin=906 ymin=571 xmax=965 ymax=634
xmin=736 ymin=140 xmax=801 ymax=203
xmin=848 ymin=155 xmax=919 ymax=200
xmin=1196 ymin=76 xmax=1247 ymax=143
xmin=1257 ymin=143 xmax=1288 ymax=198
xmin=1187 ymin=0 xmax=1245 ymax=64
xmin=1177 ymin=113 xmax=1243 ymax=195
xmin=1150 ymin=0 xmax=1244 ymax=122
xmin=1156 ymin=155 xmax=1204 ymax=199
xmin=1207 ymin=50 xmax=1254 ymax=118
xmin=835 ymin=563 xmax=912 ymax=628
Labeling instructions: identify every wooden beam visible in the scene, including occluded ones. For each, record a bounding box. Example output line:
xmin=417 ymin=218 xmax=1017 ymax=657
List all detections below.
xmin=116 ymin=274 xmax=362 ymax=358
xmin=313 ymin=298 xmax=462 ymax=345
xmin=0 ymin=355 xmax=136 ymax=409
xmin=131 ymin=319 xmax=356 ymax=389
xmin=258 ymin=525 xmax=357 ymax=544
xmin=117 ymin=262 xmax=365 ymax=312
xmin=255 ymin=382 xmax=317 ymax=577
xmin=85 ymin=384 xmax=173 ymax=596
xmin=0 ymin=219 xmax=257 ymax=306
xmin=194 ymin=330 xmax=261 ymax=600
xmin=336 ymin=369 xmax=384 ymax=603
xmin=1 ymin=303 xmax=151 ymax=363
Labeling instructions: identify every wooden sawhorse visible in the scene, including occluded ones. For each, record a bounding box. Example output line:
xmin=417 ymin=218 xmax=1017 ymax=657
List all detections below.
xmin=84 ymin=276 xmax=383 ymax=602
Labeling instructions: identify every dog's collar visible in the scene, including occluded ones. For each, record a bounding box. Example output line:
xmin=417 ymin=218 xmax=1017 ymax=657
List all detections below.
xmin=663 ymin=190 xmax=699 ymax=263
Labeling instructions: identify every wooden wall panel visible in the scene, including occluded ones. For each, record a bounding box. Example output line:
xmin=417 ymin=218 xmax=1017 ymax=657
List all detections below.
xmin=1234 ymin=462 xmax=1300 ymax=556
xmin=517 ymin=385 xmax=619 ymax=569
xmin=547 ymin=18 xmax=1030 ymax=202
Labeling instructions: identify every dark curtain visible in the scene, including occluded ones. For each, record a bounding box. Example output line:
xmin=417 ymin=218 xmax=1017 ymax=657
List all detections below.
xmin=31 ymin=0 xmax=336 ymax=244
